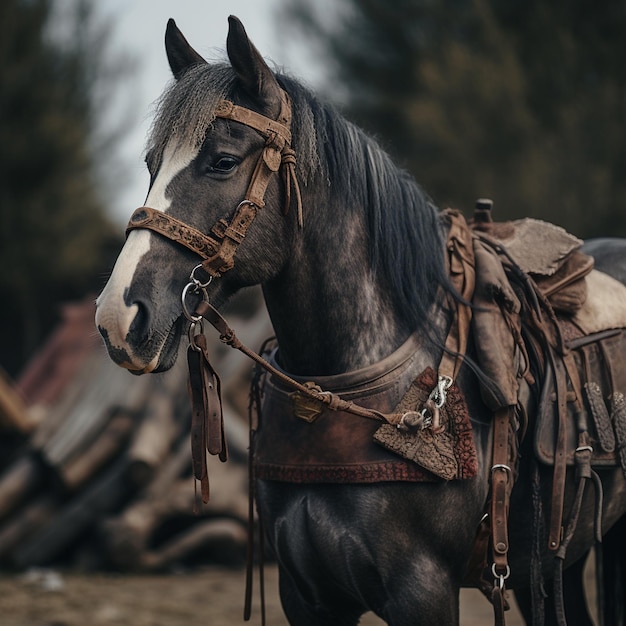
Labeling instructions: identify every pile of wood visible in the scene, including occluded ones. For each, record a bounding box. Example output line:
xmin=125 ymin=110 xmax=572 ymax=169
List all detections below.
xmin=0 ymin=293 xmax=271 ymax=572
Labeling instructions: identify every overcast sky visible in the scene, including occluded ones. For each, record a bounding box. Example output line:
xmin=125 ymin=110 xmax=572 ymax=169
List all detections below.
xmin=95 ymin=0 xmax=326 ymax=223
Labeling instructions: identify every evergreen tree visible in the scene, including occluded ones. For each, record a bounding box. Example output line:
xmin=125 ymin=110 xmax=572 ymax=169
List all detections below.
xmin=0 ymin=0 xmax=123 ymax=376
xmin=281 ymin=0 xmax=626 ymax=237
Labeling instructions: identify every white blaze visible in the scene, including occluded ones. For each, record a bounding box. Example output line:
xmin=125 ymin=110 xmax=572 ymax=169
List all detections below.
xmin=95 ymin=140 xmax=199 ymax=370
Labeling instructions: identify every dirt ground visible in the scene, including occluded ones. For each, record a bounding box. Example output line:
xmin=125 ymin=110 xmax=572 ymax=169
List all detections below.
xmin=0 ymin=564 xmax=528 ymax=626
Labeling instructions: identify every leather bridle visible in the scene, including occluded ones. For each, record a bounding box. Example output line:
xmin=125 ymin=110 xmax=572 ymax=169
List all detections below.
xmin=125 ymin=89 xmax=302 ymax=278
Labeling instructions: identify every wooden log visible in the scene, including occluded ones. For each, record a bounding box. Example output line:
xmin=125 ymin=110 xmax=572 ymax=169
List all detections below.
xmin=100 ymin=434 xmax=196 ymax=569
xmin=0 ymin=456 xmax=42 ymax=522
xmin=0 ymin=306 xmax=262 ymax=571
xmin=0 ymin=495 xmax=58 ymax=564
xmin=144 ymin=435 xmax=194 ymax=496
xmin=13 ymin=456 xmax=134 ymax=568
xmin=127 ymin=385 xmax=181 ymax=487
xmin=32 ymin=352 xmax=152 ymax=470
xmin=139 ymin=518 xmax=247 ymax=570
xmin=0 ymin=368 xmax=32 ymax=434
xmin=30 ymin=351 xmax=109 ymax=454
xmin=58 ymin=412 xmax=134 ymax=492
xmin=101 ymin=480 xmax=193 ymax=570
xmin=222 ymin=400 xmax=251 ymax=461
xmin=100 ymin=429 xmax=193 ymax=569
xmin=102 ymin=446 xmax=249 ymax=570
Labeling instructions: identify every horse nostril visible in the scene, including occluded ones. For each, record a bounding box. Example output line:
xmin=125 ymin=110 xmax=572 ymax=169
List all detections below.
xmin=128 ymin=299 xmax=153 ymax=342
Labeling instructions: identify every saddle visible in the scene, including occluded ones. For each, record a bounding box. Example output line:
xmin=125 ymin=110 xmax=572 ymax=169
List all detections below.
xmin=458 ymin=202 xmax=626 ymax=623
xmin=468 ymin=204 xmax=626 ymax=477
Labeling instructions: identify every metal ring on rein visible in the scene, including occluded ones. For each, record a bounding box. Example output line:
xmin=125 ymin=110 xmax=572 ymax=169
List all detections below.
xmin=181 ymin=282 xmax=205 ymax=323
xmin=491 ymin=563 xmax=511 ymax=589
xmin=181 ymin=264 xmax=212 ymax=323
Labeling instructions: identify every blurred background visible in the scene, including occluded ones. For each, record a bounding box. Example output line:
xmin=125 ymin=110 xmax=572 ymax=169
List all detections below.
xmin=0 ymin=0 xmax=620 ymax=622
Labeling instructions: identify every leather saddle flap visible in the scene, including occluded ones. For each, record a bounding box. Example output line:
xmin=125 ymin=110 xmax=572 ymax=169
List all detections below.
xmin=535 ymin=328 xmax=626 ymax=468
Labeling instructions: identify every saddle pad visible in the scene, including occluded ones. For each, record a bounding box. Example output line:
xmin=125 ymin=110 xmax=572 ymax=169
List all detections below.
xmin=490 ymin=218 xmax=583 ymax=277
xmin=573 ymin=270 xmax=626 ymax=333
xmin=535 ymin=328 xmax=626 ymax=468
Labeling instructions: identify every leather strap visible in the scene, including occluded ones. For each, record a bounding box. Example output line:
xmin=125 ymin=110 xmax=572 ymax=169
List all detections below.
xmin=548 ymin=350 xmax=568 ymax=550
xmin=127 ymin=206 xmax=219 ymax=259
xmin=612 ymin=391 xmax=626 ymax=471
xmin=547 ymin=347 xmax=585 ymax=551
xmin=441 ymin=209 xmax=475 ymax=381
xmin=203 ymin=202 xmax=258 ymax=275
xmin=491 ymin=582 xmax=507 ymax=626
xmin=194 ymin=300 xmax=400 ymax=425
xmin=214 ymin=98 xmax=292 ymax=146
xmin=187 ymin=332 xmax=228 ymax=504
xmin=491 ymin=407 xmax=514 ymax=572
xmin=488 ymin=406 xmax=515 ymax=625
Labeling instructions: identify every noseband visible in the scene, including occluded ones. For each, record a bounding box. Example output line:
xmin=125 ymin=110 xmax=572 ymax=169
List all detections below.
xmin=125 ymin=89 xmax=302 ymax=278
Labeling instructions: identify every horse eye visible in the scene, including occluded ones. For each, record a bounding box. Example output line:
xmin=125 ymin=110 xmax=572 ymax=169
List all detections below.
xmin=211 ymin=156 xmax=239 ymax=173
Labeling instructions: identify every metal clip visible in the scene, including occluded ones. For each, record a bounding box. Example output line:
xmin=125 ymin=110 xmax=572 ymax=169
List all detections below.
xmin=397 ymin=410 xmax=426 ymax=432
xmin=188 ymin=320 xmax=204 ymax=352
xmin=418 ymin=375 xmax=453 ymax=432
xmin=491 ymin=464 xmax=512 ymax=483
xmin=189 ymin=263 xmax=213 ymax=289
xmin=491 ymin=563 xmax=510 ymax=589
xmin=434 ymin=375 xmax=453 ymax=407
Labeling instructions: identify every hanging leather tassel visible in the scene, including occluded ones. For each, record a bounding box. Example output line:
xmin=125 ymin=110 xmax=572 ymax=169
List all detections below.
xmin=187 ymin=331 xmax=228 ymax=505
xmin=281 ymin=147 xmax=303 ymax=229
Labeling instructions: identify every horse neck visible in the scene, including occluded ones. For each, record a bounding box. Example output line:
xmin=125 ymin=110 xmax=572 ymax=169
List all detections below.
xmin=262 ymin=193 xmax=415 ymax=377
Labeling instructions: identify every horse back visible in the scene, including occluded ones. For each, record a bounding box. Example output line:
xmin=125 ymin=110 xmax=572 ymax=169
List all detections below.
xmin=582 ymin=237 xmax=626 ymax=285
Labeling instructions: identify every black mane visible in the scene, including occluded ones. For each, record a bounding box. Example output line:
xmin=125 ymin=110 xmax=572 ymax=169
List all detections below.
xmin=278 ymin=73 xmax=451 ymax=333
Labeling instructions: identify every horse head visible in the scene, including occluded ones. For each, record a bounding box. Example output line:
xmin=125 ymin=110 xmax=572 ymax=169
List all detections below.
xmin=96 ymin=17 xmax=297 ymax=373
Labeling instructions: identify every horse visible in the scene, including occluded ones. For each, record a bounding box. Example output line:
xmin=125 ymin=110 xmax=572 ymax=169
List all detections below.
xmin=95 ymin=16 xmax=626 ymax=625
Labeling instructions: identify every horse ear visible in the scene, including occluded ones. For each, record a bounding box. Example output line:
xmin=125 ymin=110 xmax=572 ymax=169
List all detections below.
xmin=226 ymin=15 xmax=281 ymax=106
xmin=165 ymin=19 xmax=207 ymax=80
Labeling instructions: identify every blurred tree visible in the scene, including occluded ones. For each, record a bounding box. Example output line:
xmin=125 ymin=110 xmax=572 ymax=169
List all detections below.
xmin=0 ymin=0 xmax=124 ymax=377
xmin=280 ymin=0 xmax=626 ymax=238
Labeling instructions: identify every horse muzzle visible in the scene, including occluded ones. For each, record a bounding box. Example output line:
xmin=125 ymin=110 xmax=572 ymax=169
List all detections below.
xmin=95 ymin=291 xmax=183 ymax=374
